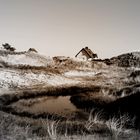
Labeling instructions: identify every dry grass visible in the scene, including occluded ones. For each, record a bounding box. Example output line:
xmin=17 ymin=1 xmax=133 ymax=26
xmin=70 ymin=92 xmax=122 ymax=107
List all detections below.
xmin=85 ymin=109 xmax=103 ymax=131
xmin=106 ymin=115 xmax=135 ymax=139
xmin=0 ymin=110 xmax=139 ymax=140
xmin=84 ymin=109 xmax=137 ymax=139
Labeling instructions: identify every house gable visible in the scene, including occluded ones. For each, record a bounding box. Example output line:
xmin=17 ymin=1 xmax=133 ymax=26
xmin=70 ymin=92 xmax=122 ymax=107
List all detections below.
xmin=75 ymin=47 xmax=98 ymax=60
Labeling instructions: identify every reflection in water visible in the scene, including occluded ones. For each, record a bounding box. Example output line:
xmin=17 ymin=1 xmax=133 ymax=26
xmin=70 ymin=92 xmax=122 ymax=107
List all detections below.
xmin=10 ymin=96 xmax=82 ymax=118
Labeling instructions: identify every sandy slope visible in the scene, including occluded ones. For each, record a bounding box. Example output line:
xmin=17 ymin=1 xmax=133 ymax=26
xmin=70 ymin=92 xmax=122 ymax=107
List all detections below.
xmin=0 ymin=51 xmax=84 ymax=90
xmin=0 ymin=49 xmax=139 ymax=93
xmin=0 ymin=49 xmax=139 ymax=97
xmin=0 ymin=50 xmax=53 ymax=67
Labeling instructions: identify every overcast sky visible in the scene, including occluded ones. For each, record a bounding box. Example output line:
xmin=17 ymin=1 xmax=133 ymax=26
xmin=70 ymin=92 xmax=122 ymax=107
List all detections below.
xmin=0 ymin=0 xmax=140 ymax=58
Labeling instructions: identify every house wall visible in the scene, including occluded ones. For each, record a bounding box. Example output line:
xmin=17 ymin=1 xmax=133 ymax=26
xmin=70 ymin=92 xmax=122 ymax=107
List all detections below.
xmin=76 ymin=51 xmax=88 ymax=60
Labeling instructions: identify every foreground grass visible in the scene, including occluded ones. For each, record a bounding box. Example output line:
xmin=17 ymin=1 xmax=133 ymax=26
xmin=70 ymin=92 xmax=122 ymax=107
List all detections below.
xmin=0 ymin=110 xmax=139 ymax=140
xmin=0 ymin=84 xmax=140 ymax=139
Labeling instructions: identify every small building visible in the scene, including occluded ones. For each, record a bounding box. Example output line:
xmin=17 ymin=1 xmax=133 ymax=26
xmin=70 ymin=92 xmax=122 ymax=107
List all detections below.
xmin=75 ymin=47 xmax=98 ymax=60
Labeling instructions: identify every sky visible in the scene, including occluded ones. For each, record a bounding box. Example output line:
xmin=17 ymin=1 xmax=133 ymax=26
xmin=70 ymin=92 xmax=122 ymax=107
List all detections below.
xmin=0 ymin=0 xmax=140 ymax=58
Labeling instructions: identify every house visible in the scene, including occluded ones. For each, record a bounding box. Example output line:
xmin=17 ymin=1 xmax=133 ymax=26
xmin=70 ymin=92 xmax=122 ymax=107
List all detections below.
xmin=75 ymin=47 xmax=98 ymax=60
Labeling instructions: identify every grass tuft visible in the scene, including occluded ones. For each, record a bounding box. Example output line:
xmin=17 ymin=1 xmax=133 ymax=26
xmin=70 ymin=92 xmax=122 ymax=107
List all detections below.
xmin=106 ymin=114 xmax=135 ymax=139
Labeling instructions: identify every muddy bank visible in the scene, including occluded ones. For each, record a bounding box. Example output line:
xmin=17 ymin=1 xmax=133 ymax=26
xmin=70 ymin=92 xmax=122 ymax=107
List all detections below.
xmin=71 ymin=90 xmax=140 ymax=129
xmin=0 ymin=85 xmax=102 ymax=106
xmin=0 ymin=85 xmax=100 ymax=121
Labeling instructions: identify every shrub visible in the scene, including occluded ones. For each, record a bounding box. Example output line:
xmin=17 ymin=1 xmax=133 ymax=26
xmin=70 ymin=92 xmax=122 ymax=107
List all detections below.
xmin=28 ymin=48 xmax=38 ymax=53
xmin=2 ymin=43 xmax=16 ymax=52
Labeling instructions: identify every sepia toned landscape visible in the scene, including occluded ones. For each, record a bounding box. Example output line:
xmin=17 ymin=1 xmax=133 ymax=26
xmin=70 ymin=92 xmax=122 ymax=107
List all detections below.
xmin=0 ymin=44 xmax=139 ymax=139
xmin=0 ymin=0 xmax=140 ymax=139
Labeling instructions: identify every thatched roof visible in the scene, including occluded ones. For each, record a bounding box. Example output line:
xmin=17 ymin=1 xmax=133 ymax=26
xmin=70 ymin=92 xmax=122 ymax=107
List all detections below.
xmin=75 ymin=47 xmax=98 ymax=59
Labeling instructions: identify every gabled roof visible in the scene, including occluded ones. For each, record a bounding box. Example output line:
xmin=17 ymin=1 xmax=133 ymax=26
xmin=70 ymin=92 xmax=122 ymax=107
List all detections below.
xmin=75 ymin=47 xmax=96 ymax=58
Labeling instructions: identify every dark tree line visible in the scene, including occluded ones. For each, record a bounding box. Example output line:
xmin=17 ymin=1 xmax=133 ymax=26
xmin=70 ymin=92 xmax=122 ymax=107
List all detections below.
xmin=2 ymin=43 xmax=16 ymax=51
